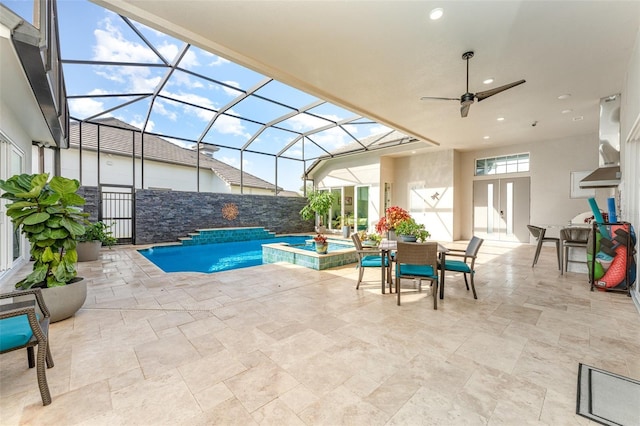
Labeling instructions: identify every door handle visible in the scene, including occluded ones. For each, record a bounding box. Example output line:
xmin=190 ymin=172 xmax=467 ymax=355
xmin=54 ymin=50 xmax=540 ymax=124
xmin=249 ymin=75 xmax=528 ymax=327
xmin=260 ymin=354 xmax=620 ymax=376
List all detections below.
xmin=500 ymin=210 xmax=504 ymax=217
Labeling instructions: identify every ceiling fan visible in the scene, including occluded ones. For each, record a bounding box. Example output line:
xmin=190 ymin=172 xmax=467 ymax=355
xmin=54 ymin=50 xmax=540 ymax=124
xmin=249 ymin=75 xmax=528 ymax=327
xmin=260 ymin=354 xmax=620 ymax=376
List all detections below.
xmin=420 ymin=51 xmax=525 ymax=118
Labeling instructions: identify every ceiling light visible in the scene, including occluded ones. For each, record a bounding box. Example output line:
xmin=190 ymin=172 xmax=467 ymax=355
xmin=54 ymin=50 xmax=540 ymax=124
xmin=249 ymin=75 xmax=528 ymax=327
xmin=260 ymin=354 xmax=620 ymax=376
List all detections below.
xmin=497 ymin=117 xmax=505 ymax=121
xmin=483 ymin=78 xmax=494 ymax=85
xmin=558 ymin=94 xmax=571 ymax=100
xmin=429 ymin=8 xmax=444 ymax=20
xmin=561 ymin=109 xmax=573 ymax=114
xmin=483 ymin=136 xmax=490 ymax=140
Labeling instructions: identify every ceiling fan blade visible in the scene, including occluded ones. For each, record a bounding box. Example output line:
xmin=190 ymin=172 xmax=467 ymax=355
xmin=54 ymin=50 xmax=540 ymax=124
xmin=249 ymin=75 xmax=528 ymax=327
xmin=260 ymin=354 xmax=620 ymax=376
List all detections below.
xmin=420 ymin=96 xmax=460 ymax=101
xmin=460 ymin=103 xmax=471 ymax=118
xmin=475 ymin=79 xmax=525 ymax=101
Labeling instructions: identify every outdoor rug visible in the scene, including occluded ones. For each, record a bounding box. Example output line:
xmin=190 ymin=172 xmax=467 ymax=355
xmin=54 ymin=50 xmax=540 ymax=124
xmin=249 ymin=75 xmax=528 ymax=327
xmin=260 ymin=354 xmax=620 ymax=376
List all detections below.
xmin=576 ymin=363 xmax=640 ymax=426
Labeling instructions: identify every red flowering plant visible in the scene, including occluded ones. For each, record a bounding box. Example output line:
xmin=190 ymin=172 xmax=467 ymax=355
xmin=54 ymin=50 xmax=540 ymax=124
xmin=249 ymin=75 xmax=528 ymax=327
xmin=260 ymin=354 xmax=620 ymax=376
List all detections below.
xmin=375 ymin=206 xmax=411 ymax=233
xmin=313 ymin=234 xmax=328 ymax=244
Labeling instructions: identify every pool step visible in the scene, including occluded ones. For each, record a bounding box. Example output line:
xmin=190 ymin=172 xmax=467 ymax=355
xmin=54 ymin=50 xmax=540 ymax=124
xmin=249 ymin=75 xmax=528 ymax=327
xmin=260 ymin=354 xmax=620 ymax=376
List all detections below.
xmin=180 ymin=227 xmax=276 ymax=245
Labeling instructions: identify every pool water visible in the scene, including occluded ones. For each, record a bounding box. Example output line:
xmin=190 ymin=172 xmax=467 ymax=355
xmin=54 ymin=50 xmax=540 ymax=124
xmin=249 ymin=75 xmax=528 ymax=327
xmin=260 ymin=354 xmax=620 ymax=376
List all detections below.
xmin=138 ymin=236 xmax=350 ymax=273
xmin=290 ymin=241 xmax=352 ymax=253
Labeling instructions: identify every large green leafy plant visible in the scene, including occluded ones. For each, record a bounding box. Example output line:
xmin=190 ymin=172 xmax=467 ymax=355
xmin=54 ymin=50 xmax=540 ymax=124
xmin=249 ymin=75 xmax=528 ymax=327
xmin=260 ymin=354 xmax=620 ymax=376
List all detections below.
xmin=0 ymin=173 xmax=87 ymax=289
xmin=300 ymin=190 xmax=336 ymax=225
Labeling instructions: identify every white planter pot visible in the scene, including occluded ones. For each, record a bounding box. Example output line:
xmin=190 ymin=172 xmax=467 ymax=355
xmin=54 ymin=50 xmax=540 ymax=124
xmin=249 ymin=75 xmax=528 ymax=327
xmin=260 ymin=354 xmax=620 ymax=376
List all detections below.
xmin=77 ymin=241 xmax=101 ymax=262
xmin=16 ymin=278 xmax=87 ymax=323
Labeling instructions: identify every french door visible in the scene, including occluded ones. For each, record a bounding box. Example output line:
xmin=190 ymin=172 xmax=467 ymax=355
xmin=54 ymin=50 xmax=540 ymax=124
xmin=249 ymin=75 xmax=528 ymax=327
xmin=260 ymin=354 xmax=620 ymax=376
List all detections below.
xmin=473 ymin=177 xmax=530 ymax=242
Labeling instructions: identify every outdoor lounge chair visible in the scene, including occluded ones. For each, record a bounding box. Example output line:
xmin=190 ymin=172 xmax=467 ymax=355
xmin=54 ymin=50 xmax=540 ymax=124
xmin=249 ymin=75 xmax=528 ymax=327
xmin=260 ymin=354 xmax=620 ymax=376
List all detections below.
xmin=0 ymin=288 xmax=55 ymax=405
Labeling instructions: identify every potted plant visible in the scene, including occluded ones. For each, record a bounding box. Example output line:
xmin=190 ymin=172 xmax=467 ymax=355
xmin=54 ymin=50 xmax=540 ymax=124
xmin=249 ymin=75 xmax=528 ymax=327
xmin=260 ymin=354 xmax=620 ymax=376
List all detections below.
xmin=395 ymin=218 xmax=430 ymax=242
xmin=357 ymin=230 xmax=381 ymax=247
xmin=0 ymin=173 xmax=89 ymax=322
xmin=77 ymin=221 xmax=117 ymax=261
xmin=300 ymin=190 xmax=336 ymax=233
xmin=375 ymin=206 xmax=411 ymax=240
xmin=313 ymin=233 xmax=328 ymax=254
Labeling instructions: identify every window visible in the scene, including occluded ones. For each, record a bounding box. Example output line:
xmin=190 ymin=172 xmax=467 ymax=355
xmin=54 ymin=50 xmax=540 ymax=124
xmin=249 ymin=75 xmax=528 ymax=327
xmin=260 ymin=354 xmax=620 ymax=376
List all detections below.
xmin=476 ymin=153 xmax=529 ymax=176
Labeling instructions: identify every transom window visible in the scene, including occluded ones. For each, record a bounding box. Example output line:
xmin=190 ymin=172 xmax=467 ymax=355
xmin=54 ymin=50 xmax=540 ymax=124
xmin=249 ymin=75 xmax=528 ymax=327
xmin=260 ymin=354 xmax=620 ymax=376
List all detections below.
xmin=475 ymin=153 xmax=530 ymax=176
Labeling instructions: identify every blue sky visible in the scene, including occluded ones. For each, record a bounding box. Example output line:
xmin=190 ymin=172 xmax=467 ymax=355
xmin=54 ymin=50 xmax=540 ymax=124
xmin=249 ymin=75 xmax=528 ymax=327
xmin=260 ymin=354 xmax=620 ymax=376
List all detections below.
xmin=5 ymin=0 xmax=390 ymax=191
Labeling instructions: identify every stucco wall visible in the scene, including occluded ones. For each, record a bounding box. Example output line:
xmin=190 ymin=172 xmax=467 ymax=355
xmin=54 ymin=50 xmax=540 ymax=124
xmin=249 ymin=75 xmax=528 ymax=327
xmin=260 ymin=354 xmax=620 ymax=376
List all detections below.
xmin=393 ymin=149 xmax=455 ymax=241
xmin=134 ymin=190 xmax=311 ymax=244
xmin=459 ymin=134 xmax=612 ymax=240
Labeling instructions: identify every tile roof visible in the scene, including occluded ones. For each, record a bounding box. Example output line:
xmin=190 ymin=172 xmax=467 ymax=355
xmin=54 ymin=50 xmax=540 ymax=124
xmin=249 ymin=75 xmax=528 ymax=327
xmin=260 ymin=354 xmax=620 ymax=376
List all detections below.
xmin=69 ymin=118 xmax=281 ymax=191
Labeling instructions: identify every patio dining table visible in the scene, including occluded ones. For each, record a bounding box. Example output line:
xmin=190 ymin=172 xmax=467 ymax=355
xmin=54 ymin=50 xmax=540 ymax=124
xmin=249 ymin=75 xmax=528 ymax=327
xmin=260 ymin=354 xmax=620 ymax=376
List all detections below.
xmin=379 ymin=239 xmax=449 ymax=297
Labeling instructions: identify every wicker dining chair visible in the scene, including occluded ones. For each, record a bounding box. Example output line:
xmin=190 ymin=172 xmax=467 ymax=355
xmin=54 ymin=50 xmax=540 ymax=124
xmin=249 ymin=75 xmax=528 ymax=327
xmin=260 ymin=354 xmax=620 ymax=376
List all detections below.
xmin=0 ymin=288 xmax=55 ymax=405
xmin=395 ymin=241 xmax=439 ymax=309
xmin=351 ymin=233 xmax=391 ymax=290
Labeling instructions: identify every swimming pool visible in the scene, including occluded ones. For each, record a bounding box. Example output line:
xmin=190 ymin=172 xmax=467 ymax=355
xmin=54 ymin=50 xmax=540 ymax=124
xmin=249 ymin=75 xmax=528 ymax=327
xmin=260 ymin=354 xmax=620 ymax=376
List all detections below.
xmin=138 ymin=236 xmax=353 ymax=273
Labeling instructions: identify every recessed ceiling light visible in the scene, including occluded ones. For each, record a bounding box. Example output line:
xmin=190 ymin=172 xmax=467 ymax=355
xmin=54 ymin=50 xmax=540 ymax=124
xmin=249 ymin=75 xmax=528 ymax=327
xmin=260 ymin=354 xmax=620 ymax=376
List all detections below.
xmin=497 ymin=117 xmax=505 ymax=121
xmin=573 ymin=116 xmax=584 ymax=121
xmin=561 ymin=109 xmax=573 ymax=114
xmin=429 ymin=8 xmax=444 ymax=20
xmin=483 ymin=136 xmax=490 ymax=140
xmin=558 ymin=94 xmax=571 ymax=100
xmin=483 ymin=78 xmax=494 ymax=85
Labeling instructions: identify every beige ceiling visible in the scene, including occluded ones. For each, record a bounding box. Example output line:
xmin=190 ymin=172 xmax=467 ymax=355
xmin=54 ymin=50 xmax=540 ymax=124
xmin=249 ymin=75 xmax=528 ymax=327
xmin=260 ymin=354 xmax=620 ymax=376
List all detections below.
xmin=91 ymin=0 xmax=640 ymax=152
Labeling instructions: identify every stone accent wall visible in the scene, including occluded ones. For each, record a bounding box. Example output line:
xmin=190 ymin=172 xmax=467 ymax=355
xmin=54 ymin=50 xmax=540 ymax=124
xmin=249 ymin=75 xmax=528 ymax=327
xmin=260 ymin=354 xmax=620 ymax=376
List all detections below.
xmin=78 ymin=186 xmax=99 ymax=222
xmin=135 ymin=189 xmax=313 ymax=244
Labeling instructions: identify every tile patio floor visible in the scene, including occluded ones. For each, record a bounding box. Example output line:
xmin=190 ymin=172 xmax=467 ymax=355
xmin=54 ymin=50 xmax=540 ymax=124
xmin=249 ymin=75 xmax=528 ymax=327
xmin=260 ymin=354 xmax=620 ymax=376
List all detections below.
xmin=1 ymin=241 xmax=638 ymax=425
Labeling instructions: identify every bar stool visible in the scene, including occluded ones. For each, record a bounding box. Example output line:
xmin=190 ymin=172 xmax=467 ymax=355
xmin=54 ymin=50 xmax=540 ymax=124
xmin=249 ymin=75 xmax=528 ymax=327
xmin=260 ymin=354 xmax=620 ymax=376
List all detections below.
xmin=560 ymin=227 xmax=590 ymax=274
xmin=527 ymin=225 xmax=561 ymax=269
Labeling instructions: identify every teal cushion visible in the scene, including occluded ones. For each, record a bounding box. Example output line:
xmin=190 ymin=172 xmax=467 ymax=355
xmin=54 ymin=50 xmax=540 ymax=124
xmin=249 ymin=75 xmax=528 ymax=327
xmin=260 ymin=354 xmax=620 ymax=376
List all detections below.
xmin=361 ymin=255 xmax=388 ymax=267
xmin=444 ymin=260 xmax=472 ymax=273
xmin=0 ymin=314 xmax=34 ymax=352
xmin=398 ymin=264 xmax=437 ymax=279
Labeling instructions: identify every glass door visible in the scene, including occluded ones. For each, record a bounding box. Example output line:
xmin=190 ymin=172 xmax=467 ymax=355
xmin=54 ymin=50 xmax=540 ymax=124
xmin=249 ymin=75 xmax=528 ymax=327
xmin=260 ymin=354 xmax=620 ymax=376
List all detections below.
xmin=356 ymin=186 xmax=369 ymax=232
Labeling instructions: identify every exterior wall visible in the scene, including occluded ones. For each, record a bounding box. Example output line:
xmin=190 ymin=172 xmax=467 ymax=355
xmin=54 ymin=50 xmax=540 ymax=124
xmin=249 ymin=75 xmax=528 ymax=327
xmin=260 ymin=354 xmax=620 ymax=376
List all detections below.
xmin=135 ymin=190 xmax=311 ymax=244
xmin=393 ymin=149 xmax=455 ymax=241
xmin=453 ymin=150 xmax=462 ymax=240
xmin=77 ymin=186 xmax=100 ymax=222
xmin=314 ymin=151 xmax=385 ymax=232
xmin=60 ymin=149 xmax=276 ymax=195
xmin=459 ymin=134 xmax=612 ymax=240
xmin=0 ymin=71 xmax=33 ymax=278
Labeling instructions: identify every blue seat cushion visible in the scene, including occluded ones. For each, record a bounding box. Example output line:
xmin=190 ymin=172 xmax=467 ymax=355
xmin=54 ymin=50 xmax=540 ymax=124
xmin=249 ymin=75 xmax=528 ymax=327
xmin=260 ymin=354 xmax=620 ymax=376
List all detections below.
xmin=361 ymin=255 xmax=388 ymax=267
xmin=0 ymin=314 xmax=35 ymax=352
xmin=398 ymin=264 xmax=437 ymax=279
xmin=444 ymin=260 xmax=472 ymax=273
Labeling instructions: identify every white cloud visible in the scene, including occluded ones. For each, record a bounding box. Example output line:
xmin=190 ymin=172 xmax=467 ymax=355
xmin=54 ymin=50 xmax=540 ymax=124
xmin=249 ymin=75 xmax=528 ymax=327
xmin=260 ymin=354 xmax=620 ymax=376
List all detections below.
xmin=208 ymin=54 xmax=230 ymax=67
xmin=368 ymin=124 xmax=392 ymax=135
xmin=157 ymin=43 xmax=179 ymax=64
xmin=129 ymin=118 xmax=154 ymax=132
xmin=152 ymin=100 xmax=178 ymax=121
xmin=69 ymin=98 xmax=105 ymax=118
xmin=177 ymin=48 xmax=200 ymax=69
xmin=171 ymin=72 xmax=204 ymax=89
xmin=93 ymin=17 xmax=160 ymax=63
xmin=215 ymin=114 xmax=249 ymax=138
xmin=222 ymin=80 xmax=241 ymax=96
xmin=219 ymin=155 xmax=239 ymax=168
xmin=309 ymin=127 xmax=351 ymax=149
xmin=286 ymin=113 xmax=333 ymax=132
